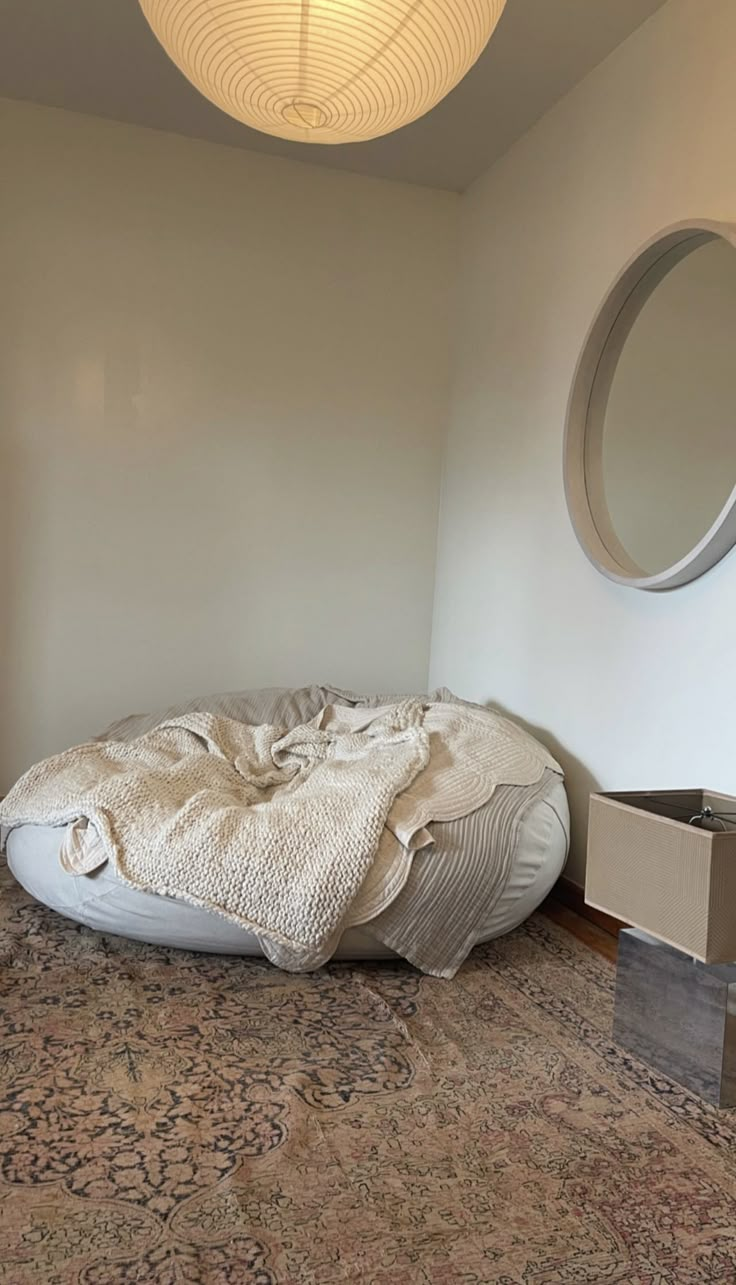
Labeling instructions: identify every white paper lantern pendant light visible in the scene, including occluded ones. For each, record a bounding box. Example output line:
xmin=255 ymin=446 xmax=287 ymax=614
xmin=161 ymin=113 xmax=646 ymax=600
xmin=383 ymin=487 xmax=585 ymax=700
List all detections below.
xmin=139 ymin=1 xmax=507 ymax=146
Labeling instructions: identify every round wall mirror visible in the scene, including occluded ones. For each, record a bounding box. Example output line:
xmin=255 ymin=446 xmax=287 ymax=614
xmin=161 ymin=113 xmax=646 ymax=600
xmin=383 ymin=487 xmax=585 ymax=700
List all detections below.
xmin=564 ymin=220 xmax=736 ymax=591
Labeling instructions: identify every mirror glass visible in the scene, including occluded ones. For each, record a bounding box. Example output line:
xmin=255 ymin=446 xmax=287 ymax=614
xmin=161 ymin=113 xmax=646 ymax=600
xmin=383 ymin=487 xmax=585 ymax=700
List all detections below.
xmin=601 ymin=237 xmax=736 ymax=575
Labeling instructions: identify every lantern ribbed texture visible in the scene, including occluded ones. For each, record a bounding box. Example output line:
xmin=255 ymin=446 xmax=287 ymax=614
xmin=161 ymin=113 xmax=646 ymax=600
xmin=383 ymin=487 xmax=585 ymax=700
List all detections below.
xmin=138 ymin=0 xmax=507 ymax=145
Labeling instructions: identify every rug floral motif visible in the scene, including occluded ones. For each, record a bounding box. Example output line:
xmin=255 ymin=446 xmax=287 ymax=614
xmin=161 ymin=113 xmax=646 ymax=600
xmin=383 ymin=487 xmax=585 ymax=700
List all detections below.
xmin=2 ymin=855 xmax=736 ymax=1284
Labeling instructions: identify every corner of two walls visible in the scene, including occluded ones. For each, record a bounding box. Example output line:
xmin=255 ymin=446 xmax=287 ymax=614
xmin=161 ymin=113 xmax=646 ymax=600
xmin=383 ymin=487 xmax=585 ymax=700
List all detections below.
xmin=428 ymin=0 xmax=736 ymax=882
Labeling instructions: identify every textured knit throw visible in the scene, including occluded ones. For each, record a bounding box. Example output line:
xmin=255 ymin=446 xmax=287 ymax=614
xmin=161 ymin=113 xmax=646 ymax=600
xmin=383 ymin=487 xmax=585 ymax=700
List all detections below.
xmin=0 ymin=701 xmax=430 ymax=952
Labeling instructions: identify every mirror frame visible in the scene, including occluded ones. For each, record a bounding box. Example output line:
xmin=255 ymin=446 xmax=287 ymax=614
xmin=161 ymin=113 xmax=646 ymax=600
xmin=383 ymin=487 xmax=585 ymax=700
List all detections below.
xmin=564 ymin=219 xmax=736 ymax=591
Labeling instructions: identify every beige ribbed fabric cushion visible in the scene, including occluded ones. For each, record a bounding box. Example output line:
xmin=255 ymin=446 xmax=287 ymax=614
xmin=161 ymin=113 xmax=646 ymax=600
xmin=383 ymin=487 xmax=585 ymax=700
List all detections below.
xmin=368 ymin=771 xmax=557 ymax=977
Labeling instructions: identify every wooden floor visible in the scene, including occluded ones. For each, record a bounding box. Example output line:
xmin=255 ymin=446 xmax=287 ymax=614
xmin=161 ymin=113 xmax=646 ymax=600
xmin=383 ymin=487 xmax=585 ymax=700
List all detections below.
xmin=540 ymin=898 xmax=618 ymax=963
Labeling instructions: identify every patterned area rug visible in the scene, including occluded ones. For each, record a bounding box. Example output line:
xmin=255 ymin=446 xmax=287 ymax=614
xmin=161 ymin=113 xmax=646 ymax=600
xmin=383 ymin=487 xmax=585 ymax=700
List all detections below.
xmin=2 ymin=856 xmax=736 ymax=1284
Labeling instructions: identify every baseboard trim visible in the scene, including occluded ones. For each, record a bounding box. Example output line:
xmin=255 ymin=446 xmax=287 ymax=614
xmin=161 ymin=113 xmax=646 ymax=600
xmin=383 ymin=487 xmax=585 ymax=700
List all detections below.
xmin=552 ymin=876 xmax=625 ymax=938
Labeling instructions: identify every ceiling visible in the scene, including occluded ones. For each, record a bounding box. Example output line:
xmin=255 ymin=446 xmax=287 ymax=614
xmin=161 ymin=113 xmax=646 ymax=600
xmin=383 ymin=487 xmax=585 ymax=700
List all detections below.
xmin=0 ymin=0 xmax=669 ymax=192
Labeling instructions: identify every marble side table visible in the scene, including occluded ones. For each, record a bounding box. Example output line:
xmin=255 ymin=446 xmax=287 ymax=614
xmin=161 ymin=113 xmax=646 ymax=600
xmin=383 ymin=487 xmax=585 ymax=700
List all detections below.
xmin=613 ymin=927 xmax=736 ymax=1108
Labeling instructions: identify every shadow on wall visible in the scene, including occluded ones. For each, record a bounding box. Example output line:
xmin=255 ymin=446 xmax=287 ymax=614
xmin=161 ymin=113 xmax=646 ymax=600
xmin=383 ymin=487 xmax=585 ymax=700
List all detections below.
xmin=486 ymin=699 xmax=601 ymax=888
xmin=0 ymin=437 xmax=27 ymax=793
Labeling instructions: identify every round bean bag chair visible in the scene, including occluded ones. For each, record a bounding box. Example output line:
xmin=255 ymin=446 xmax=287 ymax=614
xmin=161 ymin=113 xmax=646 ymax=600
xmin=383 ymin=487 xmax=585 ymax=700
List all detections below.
xmin=3 ymin=685 xmax=569 ymax=967
xmin=6 ymin=780 xmax=567 ymax=958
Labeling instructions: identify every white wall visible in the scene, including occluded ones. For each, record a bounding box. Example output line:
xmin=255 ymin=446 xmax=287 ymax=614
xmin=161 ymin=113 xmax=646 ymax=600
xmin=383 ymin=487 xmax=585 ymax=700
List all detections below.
xmin=430 ymin=0 xmax=736 ymax=882
xmin=0 ymin=99 xmax=457 ymax=790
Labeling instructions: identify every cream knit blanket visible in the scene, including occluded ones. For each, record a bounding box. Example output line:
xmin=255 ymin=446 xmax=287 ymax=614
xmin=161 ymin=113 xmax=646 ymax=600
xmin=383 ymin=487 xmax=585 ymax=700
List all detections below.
xmin=0 ymin=701 xmax=430 ymax=957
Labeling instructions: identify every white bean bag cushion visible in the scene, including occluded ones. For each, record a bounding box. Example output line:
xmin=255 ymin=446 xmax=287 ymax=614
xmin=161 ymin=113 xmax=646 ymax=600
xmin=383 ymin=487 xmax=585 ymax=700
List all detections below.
xmin=4 ymin=685 xmax=569 ymax=963
xmin=6 ymin=775 xmax=568 ymax=958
